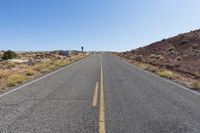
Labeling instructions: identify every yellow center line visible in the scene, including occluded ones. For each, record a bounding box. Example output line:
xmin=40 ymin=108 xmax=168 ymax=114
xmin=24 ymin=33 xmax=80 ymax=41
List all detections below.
xmin=99 ymin=55 xmax=106 ymax=133
xmin=92 ymin=82 xmax=99 ymax=107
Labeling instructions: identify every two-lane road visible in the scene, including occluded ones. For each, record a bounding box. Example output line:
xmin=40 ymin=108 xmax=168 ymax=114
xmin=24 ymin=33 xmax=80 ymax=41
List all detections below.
xmin=1 ymin=54 xmax=200 ymax=133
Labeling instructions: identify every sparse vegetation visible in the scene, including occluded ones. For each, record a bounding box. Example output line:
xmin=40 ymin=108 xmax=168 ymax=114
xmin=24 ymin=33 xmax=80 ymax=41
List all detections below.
xmin=150 ymin=54 xmax=164 ymax=60
xmin=125 ymin=59 xmax=177 ymax=80
xmin=193 ymin=81 xmax=200 ymax=90
xmin=157 ymin=70 xmax=177 ymax=79
xmin=179 ymin=39 xmax=188 ymax=45
xmin=118 ymin=29 xmax=200 ymax=91
xmin=145 ymin=65 xmax=159 ymax=73
xmin=161 ymin=39 xmax=166 ymax=42
xmin=135 ymin=55 xmax=143 ymax=62
xmin=33 ymin=62 xmax=52 ymax=73
xmin=6 ymin=73 xmax=27 ymax=87
xmin=194 ymin=72 xmax=200 ymax=79
xmin=0 ymin=52 xmax=89 ymax=90
xmin=168 ymin=46 xmax=176 ymax=52
xmin=135 ymin=63 xmax=159 ymax=73
xmin=7 ymin=63 xmax=16 ymax=69
xmin=175 ymin=56 xmax=182 ymax=61
xmin=32 ymin=59 xmax=71 ymax=73
xmin=26 ymin=68 xmax=36 ymax=76
xmin=0 ymin=70 xmax=8 ymax=79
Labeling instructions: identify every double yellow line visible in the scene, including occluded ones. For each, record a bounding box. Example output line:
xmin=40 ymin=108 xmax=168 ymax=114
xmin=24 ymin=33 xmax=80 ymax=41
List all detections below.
xmin=92 ymin=55 xmax=106 ymax=133
xmin=99 ymin=55 xmax=106 ymax=133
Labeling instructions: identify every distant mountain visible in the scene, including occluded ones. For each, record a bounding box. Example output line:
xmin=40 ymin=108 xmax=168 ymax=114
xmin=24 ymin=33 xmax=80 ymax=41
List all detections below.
xmin=120 ymin=29 xmax=200 ymax=79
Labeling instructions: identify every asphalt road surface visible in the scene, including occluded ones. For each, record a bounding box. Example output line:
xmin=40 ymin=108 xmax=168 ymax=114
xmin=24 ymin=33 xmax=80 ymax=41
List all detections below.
xmin=1 ymin=54 xmax=200 ymax=133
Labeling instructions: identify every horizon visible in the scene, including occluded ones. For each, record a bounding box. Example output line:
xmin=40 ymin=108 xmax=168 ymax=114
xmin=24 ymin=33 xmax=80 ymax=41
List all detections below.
xmin=1 ymin=28 xmax=200 ymax=52
xmin=0 ymin=0 xmax=200 ymax=52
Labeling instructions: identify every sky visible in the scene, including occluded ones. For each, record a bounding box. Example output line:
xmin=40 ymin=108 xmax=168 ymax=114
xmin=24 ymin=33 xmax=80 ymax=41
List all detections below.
xmin=0 ymin=0 xmax=200 ymax=52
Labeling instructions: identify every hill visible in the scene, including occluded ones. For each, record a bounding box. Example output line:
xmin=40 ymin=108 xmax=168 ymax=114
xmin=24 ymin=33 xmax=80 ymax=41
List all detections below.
xmin=120 ymin=29 xmax=200 ymax=80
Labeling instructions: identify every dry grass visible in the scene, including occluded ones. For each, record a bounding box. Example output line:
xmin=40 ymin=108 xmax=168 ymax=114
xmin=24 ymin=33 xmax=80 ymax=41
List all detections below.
xmin=119 ymin=55 xmax=200 ymax=91
xmin=150 ymin=54 xmax=164 ymax=60
xmin=6 ymin=73 xmax=27 ymax=87
xmin=0 ymin=79 xmax=7 ymax=90
xmin=131 ymin=62 xmax=159 ymax=73
xmin=54 ymin=59 xmax=70 ymax=67
xmin=33 ymin=59 xmax=70 ymax=73
xmin=25 ymin=68 xmax=36 ymax=76
xmin=33 ymin=63 xmax=47 ymax=72
xmin=131 ymin=60 xmax=177 ymax=80
xmin=33 ymin=60 xmax=54 ymax=73
xmin=0 ymin=53 xmax=89 ymax=89
xmin=7 ymin=63 xmax=16 ymax=69
xmin=157 ymin=70 xmax=177 ymax=79
xmin=193 ymin=81 xmax=200 ymax=90
xmin=142 ymin=65 xmax=159 ymax=73
xmin=0 ymin=70 xmax=8 ymax=79
xmin=0 ymin=70 xmax=9 ymax=90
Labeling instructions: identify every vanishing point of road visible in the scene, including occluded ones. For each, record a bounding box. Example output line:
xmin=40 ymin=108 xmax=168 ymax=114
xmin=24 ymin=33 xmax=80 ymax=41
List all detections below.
xmin=1 ymin=54 xmax=200 ymax=133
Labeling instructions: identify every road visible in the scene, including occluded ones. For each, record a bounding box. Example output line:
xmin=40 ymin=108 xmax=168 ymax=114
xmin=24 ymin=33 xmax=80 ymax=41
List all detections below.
xmin=1 ymin=54 xmax=200 ymax=133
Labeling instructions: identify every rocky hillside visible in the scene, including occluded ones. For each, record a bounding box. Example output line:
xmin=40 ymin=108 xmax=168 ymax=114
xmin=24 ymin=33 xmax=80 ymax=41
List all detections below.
xmin=120 ymin=29 xmax=200 ymax=79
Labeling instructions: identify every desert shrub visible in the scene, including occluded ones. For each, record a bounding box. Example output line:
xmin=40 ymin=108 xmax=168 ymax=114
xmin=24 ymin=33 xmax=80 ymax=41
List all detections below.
xmin=135 ymin=55 xmax=143 ymax=62
xmin=6 ymin=73 xmax=27 ymax=87
xmin=192 ymin=43 xmax=198 ymax=49
xmin=0 ymin=86 xmax=5 ymax=90
xmin=194 ymin=50 xmax=200 ymax=53
xmin=175 ymin=56 xmax=182 ymax=61
xmin=47 ymin=60 xmax=65 ymax=69
xmin=0 ymin=70 xmax=7 ymax=79
xmin=0 ymin=64 xmax=4 ymax=69
xmin=33 ymin=54 xmax=86 ymax=73
xmin=54 ymin=59 xmax=71 ymax=67
xmin=26 ymin=68 xmax=35 ymax=76
xmin=150 ymin=54 xmax=164 ymax=60
xmin=18 ymin=64 xmax=28 ymax=69
xmin=193 ymin=81 xmax=200 ymax=90
xmin=161 ymin=39 xmax=166 ymax=42
xmin=33 ymin=64 xmax=45 ymax=73
xmin=194 ymin=72 xmax=200 ymax=79
xmin=71 ymin=54 xmax=81 ymax=61
xmin=157 ymin=70 xmax=177 ymax=79
xmin=54 ymin=60 xmax=64 ymax=67
xmin=179 ymin=40 xmax=188 ymax=45
xmin=7 ymin=63 xmax=16 ymax=69
xmin=61 ymin=59 xmax=71 ymax=65
xmin=33 ymin=63 xmax=45 ymax=72
xmin=139 ymin=63 xmax=150 ymax=69
xmin=34 ymin=64 xmax=52 ymax=73
xmin=47 ymin=65 xmax=58 ymax=71
xmin=40 ymin=67 xmax=51 ymax=73
xmin=145 ymin=65 xmax=159 ymax=73
xmin=157 ymin=55 xmax=164 ymax=60
xmin=150 ymin=54 xmax=156 ymax=58
xmin=168 ymin=46 xmax=176 ymax=52
xmin=33 ymin=60 xmax=66 ymax=73
xmin=2 ymin=50 xmax=17 ymax=60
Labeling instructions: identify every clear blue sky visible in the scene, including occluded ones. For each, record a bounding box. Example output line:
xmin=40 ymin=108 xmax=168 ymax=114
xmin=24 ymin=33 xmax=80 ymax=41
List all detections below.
xmin=0 ymin=0 xmax=200 ymax=52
